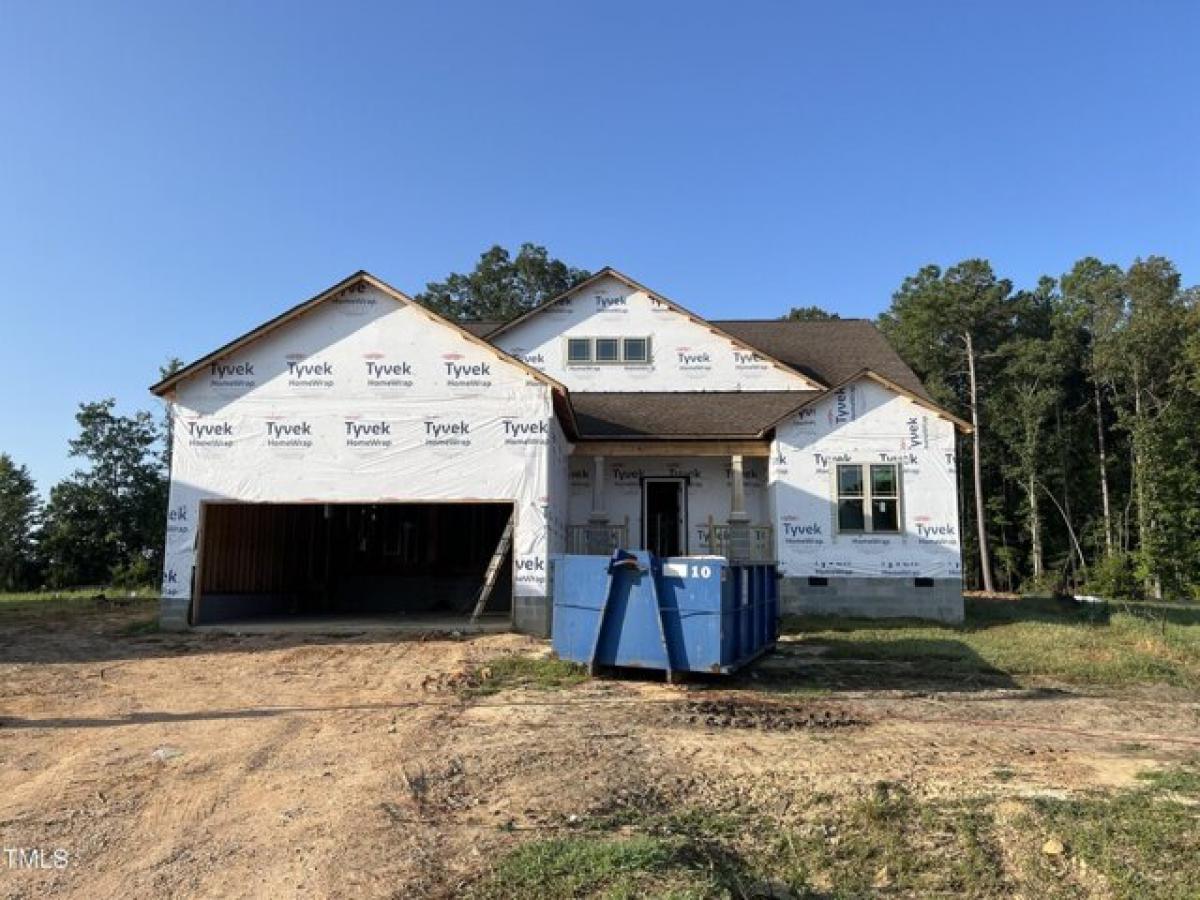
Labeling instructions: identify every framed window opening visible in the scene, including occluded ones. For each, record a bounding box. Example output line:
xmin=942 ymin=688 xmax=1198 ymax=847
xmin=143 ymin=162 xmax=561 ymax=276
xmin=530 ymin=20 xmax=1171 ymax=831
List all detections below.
xmin=564 ymin=336 xmax=653 ymax=365
xmin=835 ymin=463 xmax=901 ymax=533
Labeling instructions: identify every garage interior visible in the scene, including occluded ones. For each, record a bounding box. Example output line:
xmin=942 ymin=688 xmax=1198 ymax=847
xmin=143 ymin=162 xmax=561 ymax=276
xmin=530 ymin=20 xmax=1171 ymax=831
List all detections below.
xmin=193 ymin=502 xmax=514 ymax=627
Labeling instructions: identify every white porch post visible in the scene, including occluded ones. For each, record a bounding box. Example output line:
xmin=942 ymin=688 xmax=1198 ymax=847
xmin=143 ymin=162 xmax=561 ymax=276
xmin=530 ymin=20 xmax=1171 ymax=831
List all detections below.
xmin=589 ymin=455 xmax=608 ymax=523
xmin=729 ymin=454 xmax=749 ymax=523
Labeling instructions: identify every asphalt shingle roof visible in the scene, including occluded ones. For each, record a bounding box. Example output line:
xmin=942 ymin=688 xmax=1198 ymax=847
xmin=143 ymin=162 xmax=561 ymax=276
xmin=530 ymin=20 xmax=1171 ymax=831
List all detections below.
xmin=570 ymin=391 xmax=821 ymax=438
xmin=712 ymin=319 xmax=930 ymax=399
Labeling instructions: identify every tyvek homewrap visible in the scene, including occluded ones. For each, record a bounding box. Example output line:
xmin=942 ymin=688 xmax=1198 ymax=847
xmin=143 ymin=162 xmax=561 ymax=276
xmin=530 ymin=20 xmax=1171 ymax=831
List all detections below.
xmin=770 ymin=378 xmax=962 ymax=579
xmin=159 ymin=281 xmax=562 ymax=610
xmin=491 ymin=274 xmax=820 ymax=392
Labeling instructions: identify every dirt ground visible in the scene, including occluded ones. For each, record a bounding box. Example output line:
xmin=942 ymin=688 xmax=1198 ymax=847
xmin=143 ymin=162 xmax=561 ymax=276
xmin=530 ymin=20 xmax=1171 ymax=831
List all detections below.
xmin=2 ymin=606 xmax=1199 ymax=899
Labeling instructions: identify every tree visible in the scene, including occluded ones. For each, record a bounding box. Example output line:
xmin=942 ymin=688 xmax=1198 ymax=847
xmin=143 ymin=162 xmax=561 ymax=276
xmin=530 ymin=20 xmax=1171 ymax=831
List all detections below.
xmin=159 ymin=357 xmax=184 ymax=470
xmin=0 ymin=454 xmax=41 ymax=590
xmin=993 ymin=278 xmax=1069 ymax=584
xmin=1060 ymin=258 xmax=1125 ymax=557
xmin=1104 ymin=258 xmax=1193 ymax=597
xmin=416 ymin=243 xmax=590 ymax=321
xmin=40 ymin=399 xmax=168 ymax=587
xmin=780 ymin=305 xmax=841 ymax=321
xmin=879 ymin=260 xmax=1019 ymax=593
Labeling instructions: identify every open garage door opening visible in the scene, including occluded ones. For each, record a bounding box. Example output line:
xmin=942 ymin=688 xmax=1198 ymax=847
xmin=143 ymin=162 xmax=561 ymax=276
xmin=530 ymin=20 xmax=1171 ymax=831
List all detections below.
xmin=193 ymin=502 xmax=514 ymax=628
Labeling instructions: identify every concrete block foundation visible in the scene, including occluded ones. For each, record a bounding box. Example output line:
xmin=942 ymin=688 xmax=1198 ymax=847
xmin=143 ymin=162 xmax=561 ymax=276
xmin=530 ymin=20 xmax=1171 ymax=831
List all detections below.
xmin=779 ymin=576 xmax=964 ymax=624
xmin=160 ymin=597 xmax=190 ymax=631
xmin=513 ymin=595 xmax=551 ymax=638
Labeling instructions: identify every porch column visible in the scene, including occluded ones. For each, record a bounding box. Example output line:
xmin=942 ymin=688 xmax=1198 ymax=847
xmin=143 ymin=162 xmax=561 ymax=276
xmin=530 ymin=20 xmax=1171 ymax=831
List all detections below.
xmin=729 ymin=454 xmax=749 ymax=523
xmin=589 ymin=455 xmax=608 ymax=522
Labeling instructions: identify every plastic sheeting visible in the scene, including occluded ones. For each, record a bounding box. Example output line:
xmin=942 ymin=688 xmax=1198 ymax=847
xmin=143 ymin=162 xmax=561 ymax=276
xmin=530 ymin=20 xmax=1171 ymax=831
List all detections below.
xmin=770 ymin=378 xmax=962 ymax=579
xmin=160 ymin=282 xmax=562 ymax=609
xmin=492 ymin=274 xmax=819 ymax=392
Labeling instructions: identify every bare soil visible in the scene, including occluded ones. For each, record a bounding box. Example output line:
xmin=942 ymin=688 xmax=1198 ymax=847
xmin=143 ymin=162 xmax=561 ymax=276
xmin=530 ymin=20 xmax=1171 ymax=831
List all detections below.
xmin=2 ymin=605 xmax=1198 ymax=898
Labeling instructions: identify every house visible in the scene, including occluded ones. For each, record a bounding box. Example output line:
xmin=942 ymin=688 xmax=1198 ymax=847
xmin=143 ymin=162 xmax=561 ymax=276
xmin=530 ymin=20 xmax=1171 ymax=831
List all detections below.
xmin=151 ymin=268 xmax=967 ymax=634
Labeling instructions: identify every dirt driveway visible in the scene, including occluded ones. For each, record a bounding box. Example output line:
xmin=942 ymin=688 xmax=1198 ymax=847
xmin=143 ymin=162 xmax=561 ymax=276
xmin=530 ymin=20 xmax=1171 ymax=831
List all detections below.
xmin=2 ymin=604 xmax=1199 ymax=898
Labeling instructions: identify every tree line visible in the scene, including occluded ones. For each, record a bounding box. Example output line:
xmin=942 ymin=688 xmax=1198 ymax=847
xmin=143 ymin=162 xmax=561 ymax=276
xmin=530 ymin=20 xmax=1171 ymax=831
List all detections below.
xmin=879 ymin=256 xmax=1199 ymax=600
xmin=1 ymin=246 xmax=1195 ymax=601
xmin=0 ymin=398 xmax=171 ymax=591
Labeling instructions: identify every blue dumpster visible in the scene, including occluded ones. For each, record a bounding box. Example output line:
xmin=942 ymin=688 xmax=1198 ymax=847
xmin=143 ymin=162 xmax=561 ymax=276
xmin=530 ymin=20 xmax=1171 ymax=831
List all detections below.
xmin=550 ymin=550 xmax=778 ymax=678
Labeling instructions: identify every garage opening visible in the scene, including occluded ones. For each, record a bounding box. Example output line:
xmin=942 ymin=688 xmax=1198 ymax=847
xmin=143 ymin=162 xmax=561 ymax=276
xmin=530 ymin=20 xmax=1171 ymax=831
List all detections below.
xmin=193 ymin=502 xmax=514 ymax=627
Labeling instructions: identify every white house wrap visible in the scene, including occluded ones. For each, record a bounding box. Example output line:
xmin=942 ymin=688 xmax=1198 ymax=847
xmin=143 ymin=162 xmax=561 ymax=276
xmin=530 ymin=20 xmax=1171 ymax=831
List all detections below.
xmin=158 ymin=276 xmax=565 ymax=632
xmin=154 ymin=267 xmax=968 ymax=632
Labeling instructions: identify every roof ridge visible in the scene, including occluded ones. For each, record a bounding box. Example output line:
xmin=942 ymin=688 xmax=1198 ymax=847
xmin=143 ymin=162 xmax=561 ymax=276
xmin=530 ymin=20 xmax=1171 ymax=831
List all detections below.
xmin=710 ymin=317 xmax=874 ymax=323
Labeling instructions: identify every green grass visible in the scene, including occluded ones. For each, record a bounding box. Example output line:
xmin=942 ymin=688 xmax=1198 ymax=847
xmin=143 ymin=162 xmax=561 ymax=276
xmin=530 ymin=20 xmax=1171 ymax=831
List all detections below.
xmin=780 ymin=595 xmax=1200 ymax=689
xmin=467 ymin=834 xmax=740 ymax=900
xmin=472 ymin=762 xmax=1200 ymax=899
xmin=1017 ymin=765 xmax=1200 ymax=899
xmin=0 ymin=587 xmax=158 ymax=618
xmin=464 ymin=655 xmax=589 ymax=696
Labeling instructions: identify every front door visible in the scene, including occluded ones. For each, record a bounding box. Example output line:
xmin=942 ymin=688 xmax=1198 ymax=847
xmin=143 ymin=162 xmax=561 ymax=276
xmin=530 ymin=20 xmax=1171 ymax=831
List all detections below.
xmin=642 ymin=478 xmax=686 ymax=557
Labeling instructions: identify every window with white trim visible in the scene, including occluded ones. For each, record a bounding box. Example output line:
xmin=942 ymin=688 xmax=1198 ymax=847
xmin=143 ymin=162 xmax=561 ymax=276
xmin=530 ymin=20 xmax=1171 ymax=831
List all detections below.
xmin=836 ymin=463 xmax=901 ymax=533
xmin=564 ymin=336 xmax=653 ymax=365
xmin=567 ymin=338 xmax=591 ymax=363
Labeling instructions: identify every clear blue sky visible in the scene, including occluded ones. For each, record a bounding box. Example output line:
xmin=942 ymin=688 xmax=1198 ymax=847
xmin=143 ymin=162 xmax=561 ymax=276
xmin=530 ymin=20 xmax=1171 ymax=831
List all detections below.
xmin=2 ymin=1 xmax=1197 ymax=492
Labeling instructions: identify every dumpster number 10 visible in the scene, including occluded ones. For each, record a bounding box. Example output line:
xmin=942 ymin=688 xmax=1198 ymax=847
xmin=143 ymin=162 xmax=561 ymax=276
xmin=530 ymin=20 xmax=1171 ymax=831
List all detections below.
xmin=688 ymin=565 xmax=712 ymax=579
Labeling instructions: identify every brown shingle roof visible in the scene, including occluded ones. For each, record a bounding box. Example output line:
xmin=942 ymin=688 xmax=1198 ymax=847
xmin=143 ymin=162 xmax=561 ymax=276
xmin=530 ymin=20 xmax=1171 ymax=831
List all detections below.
xmin=712 ymin=319 xmax=930 ymax=400
xmin=571 ymin=391 xmax=821 ymax=439
xmin=458 ymin=320 xmax=504 ymax=337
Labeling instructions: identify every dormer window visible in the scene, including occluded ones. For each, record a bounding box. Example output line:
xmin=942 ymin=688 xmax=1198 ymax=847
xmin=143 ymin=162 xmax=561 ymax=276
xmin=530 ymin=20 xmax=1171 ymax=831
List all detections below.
xmin=564 ymin=336 xmax=653 ymax=365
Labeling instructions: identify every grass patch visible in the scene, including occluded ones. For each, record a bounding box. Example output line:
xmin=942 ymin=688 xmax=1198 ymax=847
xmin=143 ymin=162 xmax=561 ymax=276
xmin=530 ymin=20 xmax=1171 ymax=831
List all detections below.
xmin=1017 ymin=762 xmax=1200 ymax=899
xmin=0 ymin=588 xmax=158 ymax=620
xmin=763 ymin=784 xmax=1010 ymax=897
xmin=475 ymin=764 xmax=1200 ymax=898
xmin=467 ymin=833 xmax=744 ymax=900
xmin=465 ymin=655 xmax=589 ymax=696
xmin=780 ymin=595 xmax=1200 ymax=689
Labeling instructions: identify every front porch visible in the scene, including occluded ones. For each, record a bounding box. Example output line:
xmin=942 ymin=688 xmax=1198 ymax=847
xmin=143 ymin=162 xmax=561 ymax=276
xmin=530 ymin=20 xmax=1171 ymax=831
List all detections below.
xmin=566 ymin=439 xmax=775 ymax=563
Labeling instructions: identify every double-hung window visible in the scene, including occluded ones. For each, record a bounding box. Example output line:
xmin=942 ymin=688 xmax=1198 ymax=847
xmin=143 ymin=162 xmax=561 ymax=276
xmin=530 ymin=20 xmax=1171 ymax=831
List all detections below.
xmin=836 ymin=463 xmax=901 ymax=533
xmin=565 ymin=336 xmax=652 ymax=365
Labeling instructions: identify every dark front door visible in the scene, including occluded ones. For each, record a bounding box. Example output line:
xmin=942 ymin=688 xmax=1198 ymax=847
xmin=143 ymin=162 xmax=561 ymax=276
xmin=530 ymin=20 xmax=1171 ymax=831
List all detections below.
xmin=643 ymin=478 xmax=685 ymax=557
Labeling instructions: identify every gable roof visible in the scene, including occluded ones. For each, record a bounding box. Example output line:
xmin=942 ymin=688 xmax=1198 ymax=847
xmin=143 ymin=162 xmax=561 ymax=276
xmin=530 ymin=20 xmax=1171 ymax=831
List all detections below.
xmin=759 ymin=368 xmax=972 ymax=434
xmin=571 ymin=391 xmax=823 ymax=439
xmin=149 ymin=271 xmax=566 ymax=397
xmin=712 ymin=319 xmax=931 ymax=401
xmin=482 ymin=267 xmax=825 ymax=390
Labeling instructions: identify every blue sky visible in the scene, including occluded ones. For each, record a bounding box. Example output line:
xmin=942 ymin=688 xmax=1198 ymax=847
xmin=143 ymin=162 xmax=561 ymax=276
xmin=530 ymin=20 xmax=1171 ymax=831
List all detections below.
xmin=1 ymin=1 xmax=1197 ymax=492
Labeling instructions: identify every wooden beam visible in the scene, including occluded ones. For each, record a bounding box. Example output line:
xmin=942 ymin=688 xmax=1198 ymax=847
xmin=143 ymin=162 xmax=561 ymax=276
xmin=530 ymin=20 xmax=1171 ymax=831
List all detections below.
xmin=571 ymin=440 xmax=770 ymax=458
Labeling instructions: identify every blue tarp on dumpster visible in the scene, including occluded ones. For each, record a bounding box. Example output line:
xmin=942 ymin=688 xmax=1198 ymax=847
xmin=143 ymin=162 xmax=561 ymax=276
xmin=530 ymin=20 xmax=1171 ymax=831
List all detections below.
xmin=550 ymin=551 xmax=778 ymax=676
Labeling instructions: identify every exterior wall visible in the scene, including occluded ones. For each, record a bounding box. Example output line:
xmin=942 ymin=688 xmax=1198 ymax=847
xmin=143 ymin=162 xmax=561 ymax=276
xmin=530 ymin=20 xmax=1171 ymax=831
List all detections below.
xmin=526 ymin=415 xmax=572 ymax=637
xmin=160 ymin=282 xmax=557 ymax=631
xmin=769 ymin=378 xmax=963 ymax=621
xmin=492 ymin=275 xmax=818 ymax=392
xmin=567 ymin=455 xmax=769 ymax=552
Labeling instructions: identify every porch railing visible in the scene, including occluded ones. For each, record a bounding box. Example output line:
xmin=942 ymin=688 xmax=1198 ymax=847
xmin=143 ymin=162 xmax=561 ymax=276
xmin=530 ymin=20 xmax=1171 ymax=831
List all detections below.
xmin=567 ymin=519 xmax=629 ymax=555
xmin=696 ymin=517 xmax=775 ymax=563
